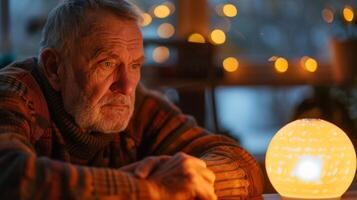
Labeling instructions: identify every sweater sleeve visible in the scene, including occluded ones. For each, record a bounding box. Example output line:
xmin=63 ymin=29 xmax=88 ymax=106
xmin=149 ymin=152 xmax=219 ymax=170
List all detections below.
xmin=0 ymin=78 xmax=155 ymax=200
xmin=133 ymin=86 xmax=264 ymax=200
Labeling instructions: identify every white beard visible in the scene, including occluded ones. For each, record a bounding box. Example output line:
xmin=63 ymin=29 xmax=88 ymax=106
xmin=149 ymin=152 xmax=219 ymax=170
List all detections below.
xmin=66 ymin=92 xmax=134 ymax=134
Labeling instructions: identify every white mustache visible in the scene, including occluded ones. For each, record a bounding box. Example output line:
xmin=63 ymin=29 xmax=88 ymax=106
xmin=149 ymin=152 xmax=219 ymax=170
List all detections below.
xmin=102 ymin=95 xmax=131 ymax=106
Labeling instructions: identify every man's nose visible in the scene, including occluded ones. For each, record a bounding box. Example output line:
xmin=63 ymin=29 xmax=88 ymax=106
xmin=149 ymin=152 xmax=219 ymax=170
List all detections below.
xmin=109 ymin=68 xmax=134 ymax=95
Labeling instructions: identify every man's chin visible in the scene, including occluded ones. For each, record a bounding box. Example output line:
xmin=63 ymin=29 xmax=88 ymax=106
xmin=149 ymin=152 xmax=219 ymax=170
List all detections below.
xmin=91 ymin=121 xmax=129 ymax=134
xmin=74 ymin=107 xmax=133 ymax=133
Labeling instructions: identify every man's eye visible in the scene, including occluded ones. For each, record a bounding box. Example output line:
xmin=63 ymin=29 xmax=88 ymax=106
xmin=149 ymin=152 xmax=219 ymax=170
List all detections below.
xmin=131 ymin=63 xmax=141 ymax=70
xmin=100 ymin=60 xmax=116 ymax=69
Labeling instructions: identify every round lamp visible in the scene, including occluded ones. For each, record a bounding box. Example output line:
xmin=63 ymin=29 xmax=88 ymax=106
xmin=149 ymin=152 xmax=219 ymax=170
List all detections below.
xmin=266 ymin=119 xmax=356 ymax=200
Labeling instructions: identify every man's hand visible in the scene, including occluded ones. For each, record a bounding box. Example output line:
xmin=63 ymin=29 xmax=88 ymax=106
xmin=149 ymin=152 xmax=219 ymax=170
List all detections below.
xmin=147 ymin=152 xmax=217 ymax=200
xmin=120 ymin=155 xmax=171 ymax=178
xmin=121 ymin=153 xmax=217 ymax=200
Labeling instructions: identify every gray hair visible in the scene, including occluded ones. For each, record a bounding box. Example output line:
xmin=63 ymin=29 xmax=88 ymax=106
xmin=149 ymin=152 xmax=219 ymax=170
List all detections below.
xmin=39 ymin=0 xmax=142 ymax=55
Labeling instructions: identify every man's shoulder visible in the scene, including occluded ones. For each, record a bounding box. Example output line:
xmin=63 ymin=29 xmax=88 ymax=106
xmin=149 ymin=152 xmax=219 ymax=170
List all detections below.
xmin=0 ymin=58 xmax=37 ymax=98
xmin=0 ymin=57 xmax=51 ymax=126
xmin=0 ymin=58 xmax=53 ymax=149
xmin=0 ymin=57 xmax=43 ymax=99
xmin=0 ymin=57 xmax=36 ymax=78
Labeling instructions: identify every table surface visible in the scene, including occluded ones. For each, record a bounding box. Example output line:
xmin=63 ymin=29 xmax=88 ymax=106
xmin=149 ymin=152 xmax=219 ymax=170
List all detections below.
xmin=263 ymin=191 xmax=357 ymax=200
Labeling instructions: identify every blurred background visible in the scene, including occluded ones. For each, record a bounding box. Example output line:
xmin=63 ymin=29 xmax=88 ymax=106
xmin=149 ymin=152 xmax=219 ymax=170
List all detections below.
xmin=1 ymin=0 xmax=357 ymax=193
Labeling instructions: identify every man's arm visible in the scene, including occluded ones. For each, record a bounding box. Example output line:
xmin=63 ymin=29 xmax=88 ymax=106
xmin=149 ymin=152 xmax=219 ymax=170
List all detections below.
xmin=0 ymin=80 xmax=156 ymax=199
xmin=132 ymin=86 xmax=264 ymax=199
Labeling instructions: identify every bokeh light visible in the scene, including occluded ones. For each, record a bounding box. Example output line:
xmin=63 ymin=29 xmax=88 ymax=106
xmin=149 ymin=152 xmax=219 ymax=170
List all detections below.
xmin=273 ymin=57 xmax=289 ymax=73
xmin=154 ymin=5 xmax=171 ymax=19
xmin=223 ymin=4 xmax=238 ymax=17
xmin=141 ymin=13 xmax=152 ymax=27
xmin=343 ymin=6 xmax=354 ymax=22
xmin=210 ymin=29 xmax=226 ymax=45
xmin=188 ymin=33 xmax=206 ymax=43
xmin=322 ymin=8 xmax=334 ymax=24
xmin=157 ymin=23 xmax=175 ymax=38
xmin=223 ymin=57 xmax=239 ymax=72
xmin=301 ymin=56 xmax=318 ymax=73
xmin=152 ymin=46 xmax=170 ymax=63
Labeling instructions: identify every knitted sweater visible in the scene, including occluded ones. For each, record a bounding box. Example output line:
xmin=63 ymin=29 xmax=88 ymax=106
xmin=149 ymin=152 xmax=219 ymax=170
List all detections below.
xmin=0 ymin=58 xmax=264 ymax=200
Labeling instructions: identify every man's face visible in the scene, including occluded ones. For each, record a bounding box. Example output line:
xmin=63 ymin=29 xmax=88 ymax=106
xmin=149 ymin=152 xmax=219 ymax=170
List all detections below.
xmin=58 ymin=10 xmax=144 ymax=134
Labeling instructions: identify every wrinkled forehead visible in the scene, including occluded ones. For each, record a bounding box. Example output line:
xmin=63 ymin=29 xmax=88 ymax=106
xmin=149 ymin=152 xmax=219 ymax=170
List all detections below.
xmin=79 ymin=9 xmax=143 ymax=48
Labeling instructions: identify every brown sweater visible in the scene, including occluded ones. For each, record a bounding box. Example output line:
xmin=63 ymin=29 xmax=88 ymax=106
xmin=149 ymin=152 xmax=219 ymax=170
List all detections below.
xmin=0 ymin=58 xmax=264 ymax=199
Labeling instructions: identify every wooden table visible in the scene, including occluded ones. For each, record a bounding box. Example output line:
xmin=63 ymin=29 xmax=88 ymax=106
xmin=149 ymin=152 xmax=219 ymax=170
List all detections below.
xmin=263 ymin=191 xmax=357 ymax=200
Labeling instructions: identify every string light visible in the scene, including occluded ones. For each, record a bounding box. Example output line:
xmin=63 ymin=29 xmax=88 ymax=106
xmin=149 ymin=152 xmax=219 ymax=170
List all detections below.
xmin=301 ymin=56 xmax=318 ymax=73
xmin=141 ymin=13 xmax=152 ymax=27
xmin=343 ymin=6 xmax=354 ymax=22
xmin=187 ymin=33 xmax=206 ymax=43
xmin=153 ymin=46 xmax=170 ymax=63
xmin=275 ymin=57 xmax=288 ymax=73
xmin=154 ymin=4 xmax=171 ymax=18
xmin=270 ymin=56 xmax=288 ymax=73
xmin=157 ymin=23 xmax=175 ymax=38
xmin=223 ymin=4 xmax=238 ymax=17
xmin=210 ymin=29 xmax=226 ymax=45
xmin=321 ymin=8 xmax=334 ymax=24
xmin=223 ymin=57 xmax=239 ymax=72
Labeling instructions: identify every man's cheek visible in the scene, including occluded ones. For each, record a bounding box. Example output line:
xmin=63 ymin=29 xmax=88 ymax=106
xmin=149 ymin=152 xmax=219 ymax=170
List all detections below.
xmin=85 ymin=86 xmax=110 ymax=107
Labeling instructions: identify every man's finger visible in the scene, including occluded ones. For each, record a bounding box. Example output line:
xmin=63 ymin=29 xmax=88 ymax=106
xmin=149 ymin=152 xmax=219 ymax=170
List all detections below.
xmin=135 ymin=155 xmax=171 ymax=178
xmin=175 ymin=152 xmax=207 ymax=168
xmin=193 ymin=176 xmax=217 ymax=200
xmin=195 ymin=165 xmax=215 ymax=185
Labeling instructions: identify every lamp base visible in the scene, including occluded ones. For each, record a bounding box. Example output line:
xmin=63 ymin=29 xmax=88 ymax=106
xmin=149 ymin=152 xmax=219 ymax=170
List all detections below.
xmin=282 ymin=196 xmax=341 ymax=200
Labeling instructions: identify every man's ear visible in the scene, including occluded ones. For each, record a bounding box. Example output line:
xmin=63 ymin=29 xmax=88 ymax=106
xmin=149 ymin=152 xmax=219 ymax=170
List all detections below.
xmin=39 ymin=48 xmax=63 ymax=91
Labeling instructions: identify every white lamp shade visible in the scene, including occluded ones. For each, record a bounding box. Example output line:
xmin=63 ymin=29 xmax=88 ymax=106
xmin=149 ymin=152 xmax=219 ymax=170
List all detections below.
xmin=266 ymin=119 xmax=356 ymax=199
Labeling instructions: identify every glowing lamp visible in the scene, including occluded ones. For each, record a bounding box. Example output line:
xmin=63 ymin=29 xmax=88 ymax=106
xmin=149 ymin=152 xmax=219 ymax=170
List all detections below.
xmin=266 ymin=119 xmax=356 ymax=200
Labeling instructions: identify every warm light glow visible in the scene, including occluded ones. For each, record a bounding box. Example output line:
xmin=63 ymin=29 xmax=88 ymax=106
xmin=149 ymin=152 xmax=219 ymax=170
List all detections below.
xmin=157 ymin=23 xmax=175 ymax=38
xmin=301 ymin=56 xmax=318 ymax=72
xmin=141 ymin=13 xmax=152 ymax=27
xmin=266 ymin=119 xmax=357 ymax=200
xmin=154 ymin=5 xmax=171 ymax=18
xmin=322 ymin=8 xmax=334 ymax=24
xmin=210 ymin=29 xmax=226 ymax=45
xmin=188 ymin=33 xmax=206 ymax=43
xmin=223 ymin=57 xmax=239 ymax=72
xmin=343 ymin=6 xmax=354 ymax=22
xmin=273 ymin=57 xmax=289 ymax=73
xmin=223 ymin=4 xmax=238 ymax=17
xmin=152 ymin=46 xmax=170 ymax=63
xmin=293 ymin=156 xmax=323 ymax=182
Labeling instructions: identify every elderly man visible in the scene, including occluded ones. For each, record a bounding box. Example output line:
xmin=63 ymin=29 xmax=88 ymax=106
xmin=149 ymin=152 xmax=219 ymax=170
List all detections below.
xmin=0 ymin=0 xmax=263 ymax=199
